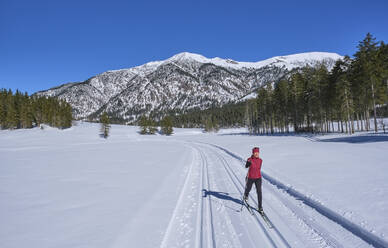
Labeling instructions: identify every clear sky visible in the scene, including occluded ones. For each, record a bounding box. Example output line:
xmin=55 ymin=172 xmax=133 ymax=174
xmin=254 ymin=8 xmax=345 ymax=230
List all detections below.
xmin=1 ymin=0 xmax=387 ymax=94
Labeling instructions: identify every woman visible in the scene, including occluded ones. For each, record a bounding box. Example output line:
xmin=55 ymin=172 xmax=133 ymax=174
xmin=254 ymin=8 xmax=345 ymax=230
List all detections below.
xmin=243 ymin=147 xmax=263 ymax=213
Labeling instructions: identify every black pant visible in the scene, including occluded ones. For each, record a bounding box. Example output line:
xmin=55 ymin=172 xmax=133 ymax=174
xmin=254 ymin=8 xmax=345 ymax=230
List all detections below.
xmin=244 ymin=177 xmax=262 ymax=209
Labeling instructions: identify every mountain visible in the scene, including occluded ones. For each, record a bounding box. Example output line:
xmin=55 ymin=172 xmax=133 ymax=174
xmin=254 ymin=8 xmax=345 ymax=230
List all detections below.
xmin=33 ymin=52 xmax=343 ymax=123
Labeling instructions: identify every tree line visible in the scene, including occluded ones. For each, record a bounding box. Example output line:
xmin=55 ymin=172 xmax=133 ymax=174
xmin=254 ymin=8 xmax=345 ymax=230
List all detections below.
xmin=171 ymin=102 xmax=246 ymax=129
xmin=171 ymin=33 xmax=387 ymax=134
xmin=245 ymin=33 xmax=387 ymax=134
xmin=138 ymin=115 xmax=173 ymax=135
xmin=0 ymin=89 xmax=73 ymax=130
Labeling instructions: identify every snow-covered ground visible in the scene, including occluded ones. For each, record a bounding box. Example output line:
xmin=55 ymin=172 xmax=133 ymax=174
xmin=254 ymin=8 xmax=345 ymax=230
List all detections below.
xmin=1 ymin=121 xmax=387 ymax=248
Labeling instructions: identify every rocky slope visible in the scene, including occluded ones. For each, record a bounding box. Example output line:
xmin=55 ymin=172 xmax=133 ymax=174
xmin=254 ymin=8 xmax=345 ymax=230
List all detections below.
xmin=34 ymin=52 xmax=343 ymax=122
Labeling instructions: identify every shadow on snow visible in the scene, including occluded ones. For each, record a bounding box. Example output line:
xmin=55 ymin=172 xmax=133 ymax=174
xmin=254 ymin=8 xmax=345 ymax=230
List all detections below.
xmin=319 ymin=135 xmax=388 ymax=143
xmin=202 ymin=189 xmax=242 ymax=205
xmin=218 ymin=132 xmax=388 ymax=143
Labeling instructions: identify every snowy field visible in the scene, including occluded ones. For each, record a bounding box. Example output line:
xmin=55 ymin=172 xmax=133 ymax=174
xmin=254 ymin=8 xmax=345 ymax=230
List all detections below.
xmin=1 ymin=121 xmax=387 ymax=248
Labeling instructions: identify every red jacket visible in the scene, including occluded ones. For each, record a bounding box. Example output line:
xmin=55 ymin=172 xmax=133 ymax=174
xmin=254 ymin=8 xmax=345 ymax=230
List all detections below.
xmin=246 ymin=156 xmax=262 ymax=179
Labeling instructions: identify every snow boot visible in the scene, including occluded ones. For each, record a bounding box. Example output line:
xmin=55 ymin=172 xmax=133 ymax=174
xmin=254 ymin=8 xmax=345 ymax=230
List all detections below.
xmin=243 ymin=195 xmax=248 ymax=203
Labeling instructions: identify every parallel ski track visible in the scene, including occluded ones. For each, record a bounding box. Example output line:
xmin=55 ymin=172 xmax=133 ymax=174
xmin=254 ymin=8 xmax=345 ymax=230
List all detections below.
xmin=205 ymin=142 xmax=346 ymax=248
xmin=160 ymin=145 xmax=197 ymax=248
xmin=160 ymin=145 xmax=217 ymax=248
xmin=195 ymin=146 xmax=217 ymax=248
xmin=161 ymin=138 xmax=385 ymax=248
xmin=199 ymin=141 xmax=385 ymax=248
xmin=196 ymin=144 xmax=255 ymax=248
xmin=203 ymin=144 xmax=291 ymax=248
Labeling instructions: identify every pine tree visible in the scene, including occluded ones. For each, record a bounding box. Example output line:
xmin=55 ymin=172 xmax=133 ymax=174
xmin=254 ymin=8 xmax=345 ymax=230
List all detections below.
xmin=138 ymin=115 xmax=157 ymax=134
xmin=161 ymin=115 xmax=173 ymax=135
xmin=20 ymin=93 xmax=33 ymax=129
xmin=6 ymin=90 xmax=17 ymax=129
xmin=61 ymin=102 xmax=73 ymax=128
xmin=139 ymin=115 xmax=149 ymax=134
xmin=244 ymin=101 xmax=252 ymax=133
xmin=211 ymin=115 xmax=220 ymax=132
xmin=274 ymin=79 xmax=290 ymax=133
xmin=100 ymin=112 xmax=110 ymax=138
xmin=148 ymin=117 xmax=158 ymax=134
xmin=353 ymin=33 xmax=380 ymax=132
xmin=333 ymin=58 xmax=354 ymax=133
xmin=289 ymin=73 xmax=302 ymax=132
xmin=0 ymin=89 xmax=6 ymax=129
xmin=203 ymin=116 xmax=213 ymax=132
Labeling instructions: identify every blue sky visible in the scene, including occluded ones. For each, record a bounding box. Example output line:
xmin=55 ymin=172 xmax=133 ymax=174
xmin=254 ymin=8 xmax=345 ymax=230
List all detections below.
xmin=1 ymin=0 xmax=387 ymax=94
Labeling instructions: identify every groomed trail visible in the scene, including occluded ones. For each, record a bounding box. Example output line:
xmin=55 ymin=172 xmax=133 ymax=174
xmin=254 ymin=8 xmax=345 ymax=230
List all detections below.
xmin=2 ymin=123 xmax=387 ymax=248
xmin=160 ymin=141 xmax=380 ymax=248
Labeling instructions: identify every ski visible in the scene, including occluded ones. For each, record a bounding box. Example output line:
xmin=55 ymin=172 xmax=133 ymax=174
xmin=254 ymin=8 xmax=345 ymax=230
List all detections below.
xmin=257 ymin=210 xmax=273 ymax=229
xmin=245 ymin=201 xmax=254 ymax=215
xmin=246 ymin=203 xmax=273 ymax=228
xmin=241 ymin=198 xmax=254 ymax=215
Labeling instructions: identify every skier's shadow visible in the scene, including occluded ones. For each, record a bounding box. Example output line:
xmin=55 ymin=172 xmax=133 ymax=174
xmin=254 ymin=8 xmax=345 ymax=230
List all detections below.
xmin=202 ymin=189 xmax=243 ymax=211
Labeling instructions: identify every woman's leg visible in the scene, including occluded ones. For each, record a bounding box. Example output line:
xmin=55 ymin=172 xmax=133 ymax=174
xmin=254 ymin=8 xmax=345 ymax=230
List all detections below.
xmin=255 ymin=178 xmax=262 ymax=209
xmin=244 ymin=178 xmax=254 ymax=198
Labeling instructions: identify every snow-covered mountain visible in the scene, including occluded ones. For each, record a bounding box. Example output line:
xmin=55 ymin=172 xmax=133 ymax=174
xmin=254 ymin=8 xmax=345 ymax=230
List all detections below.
xmin=34 ymin=52 xmax=343 ymax=122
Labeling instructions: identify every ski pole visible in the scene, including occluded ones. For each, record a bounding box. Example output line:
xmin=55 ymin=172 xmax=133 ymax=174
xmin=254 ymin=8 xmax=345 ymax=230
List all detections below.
xmin=240 ymin=173 xmax=248 ymax=211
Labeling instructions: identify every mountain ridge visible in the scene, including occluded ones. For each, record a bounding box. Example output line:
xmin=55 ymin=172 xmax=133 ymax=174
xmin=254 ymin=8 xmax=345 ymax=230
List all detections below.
xmin=34 ymin=51 xmax=343 ymax=123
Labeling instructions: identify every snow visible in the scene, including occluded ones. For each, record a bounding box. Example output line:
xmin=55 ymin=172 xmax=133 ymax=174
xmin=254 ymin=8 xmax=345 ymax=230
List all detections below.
xmin=1 ymin=121 xmax=387 ymax=247
xmin=35 ymin=51 xmax=342 ymax=121
xmin=238 ymin=91 xmax=258 ymax=102
xmin=165 ymin=51 xmax=343 ymax=70
xmin=107 ymin=60 xmax=164 ymax=76
xmin=104 ymin=51 xmax=343 ymax=76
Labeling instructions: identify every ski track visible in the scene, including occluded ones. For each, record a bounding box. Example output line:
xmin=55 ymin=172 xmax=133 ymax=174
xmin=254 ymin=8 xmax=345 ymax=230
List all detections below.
xmin=3 ymin=126 xmax=387 ymax=248
xmin=207 ymin=145 xmax=291 ymax=248
xmin=195 ymin=143 xmax=288 ymax=248
xmin=197 ymin=141 xmax=384 ymax=248
xmin=160 ymin=145 xmax=219 ymax=247
xmin=160 ymin=145 xmax=197 ymax=248
xmin=160 ymin=142 xmax=288 ymax=248
xmin=159 ymin=139 xmax=384 ymax=248
xmin=196 ymin=146 xmax=216 ymax=248
xmin=206 ymin=143 xmax=341 ymax=248
xmin=195 ymin=146 xmax=205 ymax=248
